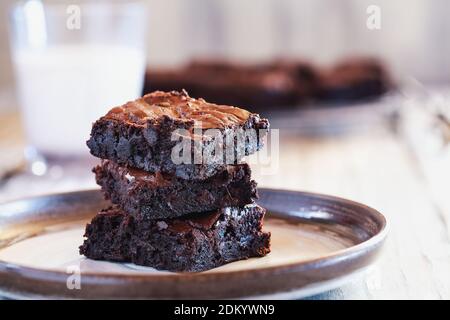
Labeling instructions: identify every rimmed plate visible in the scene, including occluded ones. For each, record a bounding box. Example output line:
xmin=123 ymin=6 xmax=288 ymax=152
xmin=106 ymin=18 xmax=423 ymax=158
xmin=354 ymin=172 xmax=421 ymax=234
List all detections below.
xmin=0 ymin=188 xmax=388 ymax=299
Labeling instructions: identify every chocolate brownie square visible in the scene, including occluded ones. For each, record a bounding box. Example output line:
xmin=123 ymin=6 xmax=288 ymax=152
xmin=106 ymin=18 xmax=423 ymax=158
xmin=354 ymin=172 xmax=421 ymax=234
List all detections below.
xmin=143 ymin=61 xmax=318 ymax=109
xmin=182 ymin=61 xmax=301 ymax=109
xmin=317 ymin=58 xmax=392 ymax=102
xmin=94 ymin=160 xmax=257 ymax=220
xmin=79 ymin=204 xmax=271 ymax=272
xmin=87 ymin=90 xmax=269 ymax=179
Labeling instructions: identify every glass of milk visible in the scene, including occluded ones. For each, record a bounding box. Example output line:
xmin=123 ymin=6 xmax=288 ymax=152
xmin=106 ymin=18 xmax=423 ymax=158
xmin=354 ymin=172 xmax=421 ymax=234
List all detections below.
xmin=9 ymin=0 xmax=147 ymax=174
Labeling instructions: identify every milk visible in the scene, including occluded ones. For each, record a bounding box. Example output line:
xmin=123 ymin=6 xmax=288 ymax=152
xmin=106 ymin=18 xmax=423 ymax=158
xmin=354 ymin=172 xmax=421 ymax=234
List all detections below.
xmin=12 ymin=44 xmax=146 ymax=157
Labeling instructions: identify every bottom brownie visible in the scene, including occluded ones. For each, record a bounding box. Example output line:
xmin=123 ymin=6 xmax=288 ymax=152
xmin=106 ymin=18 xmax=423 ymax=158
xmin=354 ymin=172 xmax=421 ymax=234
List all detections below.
xmin=79 ymin=205 xmax=271 ymax=272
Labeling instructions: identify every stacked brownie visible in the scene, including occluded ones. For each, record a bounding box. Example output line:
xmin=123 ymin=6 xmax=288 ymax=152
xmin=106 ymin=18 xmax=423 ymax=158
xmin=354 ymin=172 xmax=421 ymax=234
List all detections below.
xmin=80 ymin=90 xmax=271 ymax=272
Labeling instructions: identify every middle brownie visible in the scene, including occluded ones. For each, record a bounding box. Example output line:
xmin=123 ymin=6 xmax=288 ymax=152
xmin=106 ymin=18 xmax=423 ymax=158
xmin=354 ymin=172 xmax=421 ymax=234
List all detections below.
xmin=94 ymin=160 xmax=258 ymax=220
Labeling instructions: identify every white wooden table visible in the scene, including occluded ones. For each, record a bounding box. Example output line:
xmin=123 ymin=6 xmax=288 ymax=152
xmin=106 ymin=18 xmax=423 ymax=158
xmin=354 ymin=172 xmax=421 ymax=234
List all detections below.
xmin=254 ymin=127 xmax=450 ymax=299
xmin=0 ymin=98 xmax=449 ymax=299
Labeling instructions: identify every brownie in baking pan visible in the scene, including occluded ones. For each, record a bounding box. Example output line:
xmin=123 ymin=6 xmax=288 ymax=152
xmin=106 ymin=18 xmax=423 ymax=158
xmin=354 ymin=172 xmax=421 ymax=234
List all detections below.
xmin=143 ymin=59 xmax=393 ymax=109
xmin=79 ymin=204 xmax=271 ymax=272
xmin=94 ymin=160 xmax=257 ymax=220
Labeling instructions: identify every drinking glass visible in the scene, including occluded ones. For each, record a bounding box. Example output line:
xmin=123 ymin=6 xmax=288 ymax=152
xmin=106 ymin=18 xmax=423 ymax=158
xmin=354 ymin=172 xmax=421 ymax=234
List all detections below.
xmin=9 ymin=0 xmax=148 ymax=174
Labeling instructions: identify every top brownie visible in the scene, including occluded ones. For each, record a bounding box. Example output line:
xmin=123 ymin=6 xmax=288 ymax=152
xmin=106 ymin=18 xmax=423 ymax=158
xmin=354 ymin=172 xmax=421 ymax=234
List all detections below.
xmin=87 ymin=90 xmax=269 ymax=179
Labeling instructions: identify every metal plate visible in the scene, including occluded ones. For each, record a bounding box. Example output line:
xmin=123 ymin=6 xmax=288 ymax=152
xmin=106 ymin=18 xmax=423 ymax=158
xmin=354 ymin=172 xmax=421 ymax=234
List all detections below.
xmin=0 ymin=188 xmax=388 ymax=299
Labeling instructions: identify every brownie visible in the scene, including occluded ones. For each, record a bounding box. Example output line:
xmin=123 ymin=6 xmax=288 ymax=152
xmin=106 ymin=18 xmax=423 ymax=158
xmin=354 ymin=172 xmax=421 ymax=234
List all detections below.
xmin=316 ymin=58 xmax=392 ymax=102
xmin=94 ymin=160 xmax=257 ymax=220
xmin=79 ymin=205 xmax=271 ymax=272
xmin=259 ymin=60 xmax=318 ymax=104
xmin=87 ymin=90 xmax=269 ymax=179
xmin=143 ymin=61 xmax=316 ymax=109
xmin=184 ymin=61 xmax=302 ymax=108
xmin=143 ymin=58 xmax=393 ymax=109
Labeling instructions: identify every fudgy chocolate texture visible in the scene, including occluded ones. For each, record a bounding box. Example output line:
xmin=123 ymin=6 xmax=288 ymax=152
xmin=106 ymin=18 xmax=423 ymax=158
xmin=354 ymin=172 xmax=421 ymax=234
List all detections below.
xmin=94 ymin=160 xmax=257 ymax=220
xmin=79 ymin=205 xmax=271 ymax=272
xmin=87 ymin=91 xmax=269 ymax=179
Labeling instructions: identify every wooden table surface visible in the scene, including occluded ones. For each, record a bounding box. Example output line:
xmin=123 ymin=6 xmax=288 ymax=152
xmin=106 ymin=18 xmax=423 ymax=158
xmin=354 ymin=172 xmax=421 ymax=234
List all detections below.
xmin=0 ymin=99 xmax=449 ymax=299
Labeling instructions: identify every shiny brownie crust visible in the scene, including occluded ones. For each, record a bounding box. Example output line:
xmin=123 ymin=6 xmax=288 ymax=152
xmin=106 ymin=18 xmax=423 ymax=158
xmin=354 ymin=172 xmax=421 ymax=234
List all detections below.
xmin=86 ymin=91 xmax=269 ymax=179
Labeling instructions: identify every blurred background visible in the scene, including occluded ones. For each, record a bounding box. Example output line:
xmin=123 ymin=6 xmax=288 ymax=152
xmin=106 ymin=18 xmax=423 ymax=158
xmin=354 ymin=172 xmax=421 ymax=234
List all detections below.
xmin=1 ymin=0 xmax=450 ymax=93
xmin=0 ymin=0 xmax=449 ymax=299
xmin=0 ymin=0 xmax=448 ymax=195
xmin=0 ymin=0 xmax=448 ymax=209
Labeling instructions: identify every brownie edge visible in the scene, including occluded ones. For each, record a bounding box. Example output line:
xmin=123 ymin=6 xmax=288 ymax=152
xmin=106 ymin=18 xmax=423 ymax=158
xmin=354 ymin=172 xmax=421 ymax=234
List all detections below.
xmin=94 ymin=160 xmax=258 ymax=220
